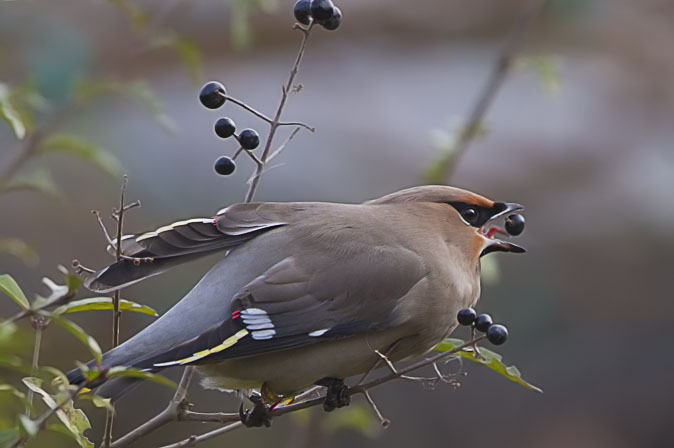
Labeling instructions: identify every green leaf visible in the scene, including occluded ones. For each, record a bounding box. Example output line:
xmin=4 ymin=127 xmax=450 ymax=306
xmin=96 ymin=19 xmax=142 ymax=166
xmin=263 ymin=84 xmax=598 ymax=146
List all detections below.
xmin=50 ymin=317 xmax=102 ymax=364
xmin=32 ymin=276 xmax=70 ymax=310
xmin=0 ymin=384 xmax=33 ymax=410
xmin=39 ymin=134 xmax=122 ymax=178
xmin=106 ymin=367 xmax=176 ymax=390
xmin=0 ymin=238 xmax=39 ymax=265
xmin=77 ymin=393 xmax=114 ymax=411
xmin=0 ymin=353 xmax=26 ymax=372
xmin=517 ymin=55 xmax=561 ymax=94
xmin=41 ymin=366 xmax=71 ymax=390
xmin=22 ymin=377 xmax=93 ymax=448
xmin=121 ymin=80 xmax=176 ymax=132
xmin=74 ymin=78 xmax=175 ymax=131
xmin=54 ymin=297 xmax=158 ymax=316
xmin=108 ymin=0 xmax=148 ymax=29
xmin=231 ymin=1 xmax=253 ymax=50
xmin=0 ymin=81 xmax=26 ymax=139
xmin=433 ymin=338 xmax=542 ymax=393
xmin=0 ymin=168 xmax=63 ymax=201
xmin=64 ymin=273 xmax=82 ymax=294
xmin=151 ymin=34 xmax=203 ymax=85
xmin=0 ymin=273 xmax=30 ymax=309
xmin=0 ymin=428 xmax=19 ymax=445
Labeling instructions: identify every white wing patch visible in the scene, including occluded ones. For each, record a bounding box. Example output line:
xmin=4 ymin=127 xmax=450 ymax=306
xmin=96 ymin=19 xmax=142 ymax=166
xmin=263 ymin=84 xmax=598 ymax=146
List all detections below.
xmin=251 ymin=329 xmax=276 ymax=340
xmin=239 ymin=308 xmax=277 ymax=340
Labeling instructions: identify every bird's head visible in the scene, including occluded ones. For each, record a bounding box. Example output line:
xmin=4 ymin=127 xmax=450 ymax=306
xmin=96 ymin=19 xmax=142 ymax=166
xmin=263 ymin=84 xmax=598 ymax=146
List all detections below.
xmin=369 ymin=185 xmax=526 ymax=258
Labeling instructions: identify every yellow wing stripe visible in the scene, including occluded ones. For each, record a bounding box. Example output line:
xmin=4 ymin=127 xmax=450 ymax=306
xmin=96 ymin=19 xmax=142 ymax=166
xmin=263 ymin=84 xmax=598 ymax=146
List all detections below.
xmin=153 ymin=329 xmax=249 ymax=367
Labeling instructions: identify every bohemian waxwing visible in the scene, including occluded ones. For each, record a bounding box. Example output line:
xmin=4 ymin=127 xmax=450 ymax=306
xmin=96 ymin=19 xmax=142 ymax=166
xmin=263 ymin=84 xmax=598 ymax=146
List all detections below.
xmin=66 ymin=185 xmax=525 ymax=421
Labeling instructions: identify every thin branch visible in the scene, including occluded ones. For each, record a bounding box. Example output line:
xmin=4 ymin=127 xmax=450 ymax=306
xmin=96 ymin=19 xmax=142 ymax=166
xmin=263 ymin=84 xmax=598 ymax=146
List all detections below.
xmin=267 ymin=127 xmax=301 ymax=163
xmin=363 ymin=390 xmax=390 ymax=428
xmin=24 ymin=326 xmax=43 ymax=416
xmin=242 ymin=149 xmax=264 ymax=167
xmin=244 ymin=23 xmax=315 ymax=203
xmin=220 ymin=94 xmax=275 ymax=124
xmin=438 ymin=0 xmax=548 ymax=180
xmin=102 ymin=176 xmax=130 ymax=448
xmin=158 ymin=422 xmax=243 ymax=448
xmin=179 ymin=411 xmax=239 ymax=423
xmin=112 ymin=366 xmax=196 ymax=448
xmin=92 ymin=210 xmax=117 ymax=249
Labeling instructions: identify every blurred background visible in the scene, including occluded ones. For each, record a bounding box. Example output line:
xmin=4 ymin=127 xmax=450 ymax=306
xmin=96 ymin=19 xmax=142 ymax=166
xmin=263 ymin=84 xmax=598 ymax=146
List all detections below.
xmin=1 ymin=0 xmax=673 ymax=446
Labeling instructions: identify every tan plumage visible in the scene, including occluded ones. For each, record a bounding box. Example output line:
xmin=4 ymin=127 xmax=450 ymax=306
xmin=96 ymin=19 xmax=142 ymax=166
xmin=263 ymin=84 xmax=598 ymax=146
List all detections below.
xmin=68 ymin=185 xmax=525 ymax=401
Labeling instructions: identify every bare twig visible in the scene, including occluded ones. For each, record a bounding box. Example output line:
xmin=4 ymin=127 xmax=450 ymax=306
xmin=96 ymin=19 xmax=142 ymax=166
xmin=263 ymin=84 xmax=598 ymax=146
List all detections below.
xmin=436 ymin=0 xmax=548 ymax=180
xmin=102 ymin=177 xmax=131 ymax=448
xmin=93 ymin=211 xmax=117 ymax=249
xmin=267 ymin=127 xmax=301 ymax=163
xmin=219 ymin=94 xmax=313 ymax=132
xmin=242 ymin=149 xmax=264 ymax=168
xmin=244 ymin=23 xmax=315 ymax=203
xmin=158 ymin=422 xmax=243 ymax=448
xmin=363 ymin=391 xmax=390 ymax=428
xmin=72 ymin=259 xmax=96 ymax=274
xmin=112 ymin=364 xmax=196 ymax=448
xmin=24 ymin=325 xmax=43 ymax=416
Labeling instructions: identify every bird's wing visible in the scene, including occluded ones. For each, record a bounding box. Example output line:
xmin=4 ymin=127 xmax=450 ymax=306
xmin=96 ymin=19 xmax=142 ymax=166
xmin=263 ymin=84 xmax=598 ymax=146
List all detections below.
xmin=85 ymin=202 xmax=297 ymax=292
xmin=144 ymin=241 xmax=429 ymax=368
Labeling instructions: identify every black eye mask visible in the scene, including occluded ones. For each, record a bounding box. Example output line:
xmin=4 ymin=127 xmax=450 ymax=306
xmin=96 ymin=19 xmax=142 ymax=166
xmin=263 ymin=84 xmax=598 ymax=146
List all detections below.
xmin=448 ymin=202 xmax=507 ymax=228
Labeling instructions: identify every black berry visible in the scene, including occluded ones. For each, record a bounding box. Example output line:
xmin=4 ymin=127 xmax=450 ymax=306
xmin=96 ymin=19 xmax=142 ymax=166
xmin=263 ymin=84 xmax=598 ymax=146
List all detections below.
xmin=457 ymin=308 xmax=477 ymax=326
xmin=294 ymin=0 xmax=312 ymax=25
xmin=199 ymin=81 xmax=226 ymax=109
xmin=214 ymin=156 xmax=236 ymax=175
xmin=486 ymin=324 xmax=508 ymax=345
xmin=319 ymin=6 xmax=342 ymax=30
xmin=238 ymin=129 xmax=260 ymax=150
xmin=505 ymin=213 xmax=525 ymax=236
xmin=214 ymin=117 xmax=236 ymax=138
xmin=474 ymin=314 xmax=493 ymax=332
xmin=310 ymin=0 xmax=334 ymax=21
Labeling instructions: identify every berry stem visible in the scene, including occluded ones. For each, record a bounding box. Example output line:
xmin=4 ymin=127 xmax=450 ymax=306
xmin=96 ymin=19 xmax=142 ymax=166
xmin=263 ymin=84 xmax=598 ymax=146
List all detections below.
xmin=245 ymin=22 xmax=315 ymax=203
xmin=218 ymin=94 xmax=313 ymax=131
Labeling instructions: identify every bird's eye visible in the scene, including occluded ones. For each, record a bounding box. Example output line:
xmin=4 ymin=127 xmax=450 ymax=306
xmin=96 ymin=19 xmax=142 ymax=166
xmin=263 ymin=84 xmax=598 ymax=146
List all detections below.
xmin=461 ymin=207 xmax=479 ymax=224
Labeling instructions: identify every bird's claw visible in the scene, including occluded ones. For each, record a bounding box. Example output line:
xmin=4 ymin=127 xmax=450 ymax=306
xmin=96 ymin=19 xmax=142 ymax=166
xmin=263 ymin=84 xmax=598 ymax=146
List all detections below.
xmin=319 ymin=378 xmax=351 ymax=412
xmin=239 ymin=397 xmax=272 ymax=428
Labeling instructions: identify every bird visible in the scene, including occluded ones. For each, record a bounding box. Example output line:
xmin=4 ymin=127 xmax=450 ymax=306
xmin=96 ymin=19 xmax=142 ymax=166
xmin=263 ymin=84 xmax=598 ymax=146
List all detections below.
xmin=67 ymin=185 xmax=525 ymax=425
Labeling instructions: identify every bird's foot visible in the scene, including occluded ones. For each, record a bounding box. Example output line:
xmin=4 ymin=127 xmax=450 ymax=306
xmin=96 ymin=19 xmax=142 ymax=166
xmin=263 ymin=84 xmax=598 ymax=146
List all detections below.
xmin=239 ymin=393 xmax=272 ymax=428
xmin=316 ymin=377 xmax=350 ymax=412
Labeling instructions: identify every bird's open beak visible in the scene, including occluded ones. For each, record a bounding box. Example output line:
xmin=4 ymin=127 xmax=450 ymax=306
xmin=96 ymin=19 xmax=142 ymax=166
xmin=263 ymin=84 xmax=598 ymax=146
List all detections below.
xmin=479 ymin=202 xmax=526 ymax=256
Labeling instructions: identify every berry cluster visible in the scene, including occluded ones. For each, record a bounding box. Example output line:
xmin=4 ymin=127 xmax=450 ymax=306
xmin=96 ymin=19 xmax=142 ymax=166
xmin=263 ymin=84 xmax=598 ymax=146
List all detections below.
xmin=198 ymin=1 xmax=342 ymax=178
xmin=199 ymin=81 xmax=261 ymax=176
xmin=457 ymin=308 xmax=508 ymax=345
xmin=294 ymin=0 xmax=342 ymax=30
